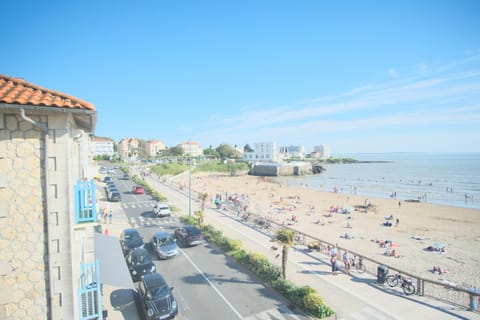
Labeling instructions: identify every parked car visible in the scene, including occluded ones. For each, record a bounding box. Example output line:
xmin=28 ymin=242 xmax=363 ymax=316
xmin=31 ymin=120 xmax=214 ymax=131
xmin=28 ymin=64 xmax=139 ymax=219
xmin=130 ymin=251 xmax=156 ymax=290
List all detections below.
xmin=126 ymin=247 xmax=156 ymax=282
xmin=153 ymin=203 xmax=171 ymax=217
xmin=150 ymin=231 xmax=179 ymax=259
xmin=122 ymin=173 xmax=130 ymax=180
xmin=108 ymin=190 xmax=121 ymax=202
xmin=106 ymin=183 xmax=118 ymax=193
xmin=135 ymin=272 xmax=178 ymax=320
xmin=120 ymin=228 xmax=145 ymax=254
xmin=133 ymin=185 xmax=145 ymax=194
xmin=103 ymin=176 xmax=112 ymax=183
xmin=174 ymin=226 xmax=203 ymax=246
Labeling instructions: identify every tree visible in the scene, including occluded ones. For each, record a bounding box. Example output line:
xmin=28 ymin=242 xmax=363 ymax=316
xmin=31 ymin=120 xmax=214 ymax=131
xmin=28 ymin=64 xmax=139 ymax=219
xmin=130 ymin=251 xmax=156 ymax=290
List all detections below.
xmin=166 ymin=145 xmax=184 ymax=156
xmin=244 ymin=144 xmax=253 ymax=152
xmin=195 ymin=192 xmax=208 ymax=225
xmin=215 ymin=144 xmax=237 ymax=159
xmin=275 ymin=229 xmax=295 ymax=279
xmin=203 ymin=146 xmax=220 ymax=158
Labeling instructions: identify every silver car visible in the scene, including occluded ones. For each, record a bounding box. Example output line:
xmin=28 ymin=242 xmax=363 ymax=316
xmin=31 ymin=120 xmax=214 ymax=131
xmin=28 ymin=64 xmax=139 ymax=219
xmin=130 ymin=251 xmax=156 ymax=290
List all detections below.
xmin=150 ymin=231 xmax=179 ymax=259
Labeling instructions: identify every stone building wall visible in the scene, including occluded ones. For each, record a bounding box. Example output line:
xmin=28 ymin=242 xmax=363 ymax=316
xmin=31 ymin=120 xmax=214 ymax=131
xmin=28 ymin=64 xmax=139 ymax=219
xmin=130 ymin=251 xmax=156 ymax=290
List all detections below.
xmin=0 ymin=113 xmax=48 ymax=319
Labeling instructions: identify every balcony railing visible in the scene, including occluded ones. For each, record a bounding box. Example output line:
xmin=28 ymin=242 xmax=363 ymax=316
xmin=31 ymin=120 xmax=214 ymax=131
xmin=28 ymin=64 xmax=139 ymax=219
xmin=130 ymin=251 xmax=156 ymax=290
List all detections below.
xmin=75 ymin=179 xmax=97 ymax=224
xmin=78 ymin=259 xmax=102 ymax=320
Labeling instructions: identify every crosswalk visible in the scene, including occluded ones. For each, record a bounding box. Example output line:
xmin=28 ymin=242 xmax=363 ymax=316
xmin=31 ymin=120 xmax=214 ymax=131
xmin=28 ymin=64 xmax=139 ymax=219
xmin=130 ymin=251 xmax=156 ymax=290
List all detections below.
xmin=121 ymin=200 xmax=158 ymax=210
xmin=127 ymin=215 xmax=178 ymax=228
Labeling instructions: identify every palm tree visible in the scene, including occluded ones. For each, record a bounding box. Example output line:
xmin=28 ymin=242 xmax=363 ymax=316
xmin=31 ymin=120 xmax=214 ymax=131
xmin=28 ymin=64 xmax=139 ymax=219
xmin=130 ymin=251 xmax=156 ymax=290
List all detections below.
xmin=196 ymin=192 xmax=208 ymax=225
xmin=275 ymin=228 xmax=295 ymax=279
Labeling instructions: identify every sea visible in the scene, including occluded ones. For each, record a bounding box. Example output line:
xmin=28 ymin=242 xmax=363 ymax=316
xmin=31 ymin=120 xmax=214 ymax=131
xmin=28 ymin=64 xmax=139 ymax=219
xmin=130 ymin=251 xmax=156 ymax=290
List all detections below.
xmin=277 ymin=153 xmax=480 ymax=210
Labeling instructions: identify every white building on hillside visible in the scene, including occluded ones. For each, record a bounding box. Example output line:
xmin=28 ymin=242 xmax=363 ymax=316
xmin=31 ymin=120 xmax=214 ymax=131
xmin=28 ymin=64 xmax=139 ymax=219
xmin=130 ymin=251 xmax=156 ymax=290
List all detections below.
xmin=178 ymin=141 xmax=203 ymax=157
xmin=279 ymin=145 xmax=305 ymax=159
xmin=244 ymin=142 xmax=280 ymax=163
xmin=90 ymin=136 xmax=115 ymax=158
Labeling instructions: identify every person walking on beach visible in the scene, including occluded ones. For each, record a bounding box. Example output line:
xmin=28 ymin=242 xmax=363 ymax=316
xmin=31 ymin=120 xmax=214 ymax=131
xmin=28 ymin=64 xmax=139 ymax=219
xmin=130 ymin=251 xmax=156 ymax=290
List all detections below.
xmin=343 ymin=250 xmax=351 ymax=275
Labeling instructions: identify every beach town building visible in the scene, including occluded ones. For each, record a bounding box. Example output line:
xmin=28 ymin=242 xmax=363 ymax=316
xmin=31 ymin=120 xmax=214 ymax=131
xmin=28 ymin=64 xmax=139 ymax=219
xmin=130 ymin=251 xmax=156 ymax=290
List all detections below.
xmin=243 ymin=142 xmax=280 ymax=163
xmin=279 ymin=145 xmax=305 ymax=159
xmin=145 ymin=139 xmax=167 ymax=157
xmin=178 ymin=141 xmax=203 ymax=157
xmin=117 ymin=137 xmax=140 ymax=161
xmin=90 ymin=136 xmax=115 ymax=158
xmin=0 ymin=74 xmax=101 ymax=319
xmin=311 ymin=144 xmax=331 ymax=159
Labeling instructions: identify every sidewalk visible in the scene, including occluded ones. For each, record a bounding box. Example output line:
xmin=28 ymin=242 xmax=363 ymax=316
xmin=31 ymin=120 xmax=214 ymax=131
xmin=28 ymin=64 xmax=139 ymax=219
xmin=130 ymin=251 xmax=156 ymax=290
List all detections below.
xmin=142 ymin=173 xmax=479 ymax=320
xmin=95 ymin=193 xmax=141 ymax=320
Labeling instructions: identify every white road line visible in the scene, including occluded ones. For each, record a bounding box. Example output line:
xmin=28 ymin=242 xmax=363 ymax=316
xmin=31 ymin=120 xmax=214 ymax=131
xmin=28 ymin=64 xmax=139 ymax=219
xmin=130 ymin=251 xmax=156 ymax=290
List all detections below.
xmin=180 ymin=248 xmax=244 ymax=320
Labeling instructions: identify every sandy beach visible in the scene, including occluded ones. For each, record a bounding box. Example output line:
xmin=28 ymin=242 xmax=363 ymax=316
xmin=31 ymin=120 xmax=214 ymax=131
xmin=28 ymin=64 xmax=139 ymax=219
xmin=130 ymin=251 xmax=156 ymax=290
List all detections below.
xmin=170 ymin=171 xmax=480 ymax=289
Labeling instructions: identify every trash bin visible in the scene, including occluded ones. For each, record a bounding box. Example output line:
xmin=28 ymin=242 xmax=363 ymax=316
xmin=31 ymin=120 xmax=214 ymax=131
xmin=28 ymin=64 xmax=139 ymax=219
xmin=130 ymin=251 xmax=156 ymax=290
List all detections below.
xmin=94 ymin=224 xmax=102 ymax=234
xmin=377 ymin=265 xmax=389 ymax=284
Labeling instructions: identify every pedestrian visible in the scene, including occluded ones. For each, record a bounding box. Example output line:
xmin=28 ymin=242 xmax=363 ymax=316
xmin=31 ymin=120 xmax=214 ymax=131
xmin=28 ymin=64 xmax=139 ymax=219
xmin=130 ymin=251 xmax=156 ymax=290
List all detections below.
xmin=343 ymin=250 xmax=351 ymax=275
xmin=103 ymin=208 xmax=108 ymax=223
xmin=398 ymin=201 xmax=401 ymax=208
xmin=108 ymin=210 xmax=113 ymax=224
xmin=331 ymin=255 xmax=338 ymax=275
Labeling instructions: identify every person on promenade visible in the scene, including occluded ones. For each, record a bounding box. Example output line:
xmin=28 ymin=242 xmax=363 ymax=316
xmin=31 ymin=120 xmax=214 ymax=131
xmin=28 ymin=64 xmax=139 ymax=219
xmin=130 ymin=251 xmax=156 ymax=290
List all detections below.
xmin=331 ymin=254 xmax=338 ymax=275
xmin=108 ymin=210 xmax=113 ymax=224
xmin=343 ymin=250 xmax=351 ymax=275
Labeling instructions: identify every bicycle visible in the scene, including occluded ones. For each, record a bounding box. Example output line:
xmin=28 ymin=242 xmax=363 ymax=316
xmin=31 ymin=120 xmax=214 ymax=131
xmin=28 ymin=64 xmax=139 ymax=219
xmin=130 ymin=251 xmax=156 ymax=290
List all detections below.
xmin=385 ymin=273 xmax=416 ymax=295
xmin=351 ymin=255 xmax=366 ymax=273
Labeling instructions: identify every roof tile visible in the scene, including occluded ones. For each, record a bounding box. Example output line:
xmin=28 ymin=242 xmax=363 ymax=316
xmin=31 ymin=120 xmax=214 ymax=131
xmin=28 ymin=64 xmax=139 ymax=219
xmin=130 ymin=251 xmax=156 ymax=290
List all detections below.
xmin=0 ymin=74 xmax=95 ymax=111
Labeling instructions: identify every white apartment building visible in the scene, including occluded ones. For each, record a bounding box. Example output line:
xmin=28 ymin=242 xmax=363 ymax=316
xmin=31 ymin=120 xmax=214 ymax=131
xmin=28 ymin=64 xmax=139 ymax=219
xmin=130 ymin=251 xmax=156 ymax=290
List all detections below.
xmin=279 ymin=145 xmax=305 ymax=159
xmin=178 ymin=141 xmax=203 ymax=157
xmin=312 ymin=144 xmax=331 ymax=159
xmin=244 ymin=142 xmax=280 ymax=163
xmin=90 ymin=136 xmax=115 ymax=157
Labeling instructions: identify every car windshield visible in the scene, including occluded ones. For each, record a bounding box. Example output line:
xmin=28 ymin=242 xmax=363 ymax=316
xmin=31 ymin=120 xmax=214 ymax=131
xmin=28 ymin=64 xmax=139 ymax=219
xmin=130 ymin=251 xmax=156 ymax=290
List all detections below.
xmin=124 ymin=233 xmax=140 ymax=241
xmin=133 ymin=253 xmax=152 ymax=266
xmin=159 ymin=237 xmax=175 ymax=246
xmin=186 ymin=228 xmax=201 ymax=236
xmin=147 ymin=284 xmax=170 ymax=300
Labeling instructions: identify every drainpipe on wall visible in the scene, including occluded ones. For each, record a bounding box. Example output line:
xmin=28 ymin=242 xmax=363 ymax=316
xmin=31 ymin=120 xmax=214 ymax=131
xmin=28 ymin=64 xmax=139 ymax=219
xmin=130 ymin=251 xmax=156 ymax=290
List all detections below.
xmin=19 ymin=108 xmax=53 ymax=318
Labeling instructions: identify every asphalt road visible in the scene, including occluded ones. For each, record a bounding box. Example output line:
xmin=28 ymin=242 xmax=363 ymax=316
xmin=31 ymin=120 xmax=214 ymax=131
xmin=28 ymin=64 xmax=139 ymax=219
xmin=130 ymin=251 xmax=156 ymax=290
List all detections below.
xmin=109 ymin=167 xmax=309 ymax=320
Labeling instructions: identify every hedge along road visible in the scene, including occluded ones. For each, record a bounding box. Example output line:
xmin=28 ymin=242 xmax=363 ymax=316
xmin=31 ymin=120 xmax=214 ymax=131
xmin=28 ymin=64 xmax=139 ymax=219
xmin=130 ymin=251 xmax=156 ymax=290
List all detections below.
xmin=127 ymin=170 xmax=309 ymax=320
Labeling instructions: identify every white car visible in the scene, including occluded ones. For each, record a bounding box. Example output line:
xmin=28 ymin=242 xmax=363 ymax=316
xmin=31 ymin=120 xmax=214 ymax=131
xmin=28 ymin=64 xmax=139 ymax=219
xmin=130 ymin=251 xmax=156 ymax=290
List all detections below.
xmin=153 ymin=203 xmax=171 ymax=217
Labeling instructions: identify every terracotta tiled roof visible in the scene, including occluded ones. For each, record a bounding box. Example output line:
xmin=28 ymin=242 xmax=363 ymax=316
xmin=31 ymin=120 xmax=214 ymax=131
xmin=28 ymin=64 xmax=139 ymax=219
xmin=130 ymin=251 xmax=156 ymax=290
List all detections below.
xmin=0 ymin=74 xmax=95 ymax=111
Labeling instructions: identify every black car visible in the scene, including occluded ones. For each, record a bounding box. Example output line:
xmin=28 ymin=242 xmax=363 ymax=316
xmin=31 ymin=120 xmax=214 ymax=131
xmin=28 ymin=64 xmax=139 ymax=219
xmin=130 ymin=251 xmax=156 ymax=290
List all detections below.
xmin=108 ymin=190 xmax=122 ymax=202
xmin=120 ymin=228 xmax=145 ymax=254
xmin=174 ymin=225 xmax=203 ymax=246
xmin=126 ymin=247 xmax=156 ymax=282
xmin=136 ymin=273 xmax=178 ymax=320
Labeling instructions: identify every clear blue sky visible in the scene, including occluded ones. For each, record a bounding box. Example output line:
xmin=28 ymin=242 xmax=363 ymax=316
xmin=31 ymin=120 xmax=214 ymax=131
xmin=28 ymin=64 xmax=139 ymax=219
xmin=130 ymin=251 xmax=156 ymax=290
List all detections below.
xmin=2 ymin=1 xmax=480 ymax=153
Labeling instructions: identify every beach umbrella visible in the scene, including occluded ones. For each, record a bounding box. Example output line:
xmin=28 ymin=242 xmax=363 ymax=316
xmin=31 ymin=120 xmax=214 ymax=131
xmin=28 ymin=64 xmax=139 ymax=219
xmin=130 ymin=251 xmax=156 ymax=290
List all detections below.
xmin=434 ymin=242 xmax=445 ymax=249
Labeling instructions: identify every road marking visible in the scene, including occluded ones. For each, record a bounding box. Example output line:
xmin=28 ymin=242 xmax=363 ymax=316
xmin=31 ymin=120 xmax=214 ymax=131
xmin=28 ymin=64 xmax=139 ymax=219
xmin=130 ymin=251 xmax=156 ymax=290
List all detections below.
xmin=180 ymin=249 xmax=244 ymax=319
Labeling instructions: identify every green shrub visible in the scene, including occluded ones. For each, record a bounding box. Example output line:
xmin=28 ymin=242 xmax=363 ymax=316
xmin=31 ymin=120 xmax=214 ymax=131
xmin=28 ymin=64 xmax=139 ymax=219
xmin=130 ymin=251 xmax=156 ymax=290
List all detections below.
xmin=303 ymin=292 xmax=324 ymax=311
